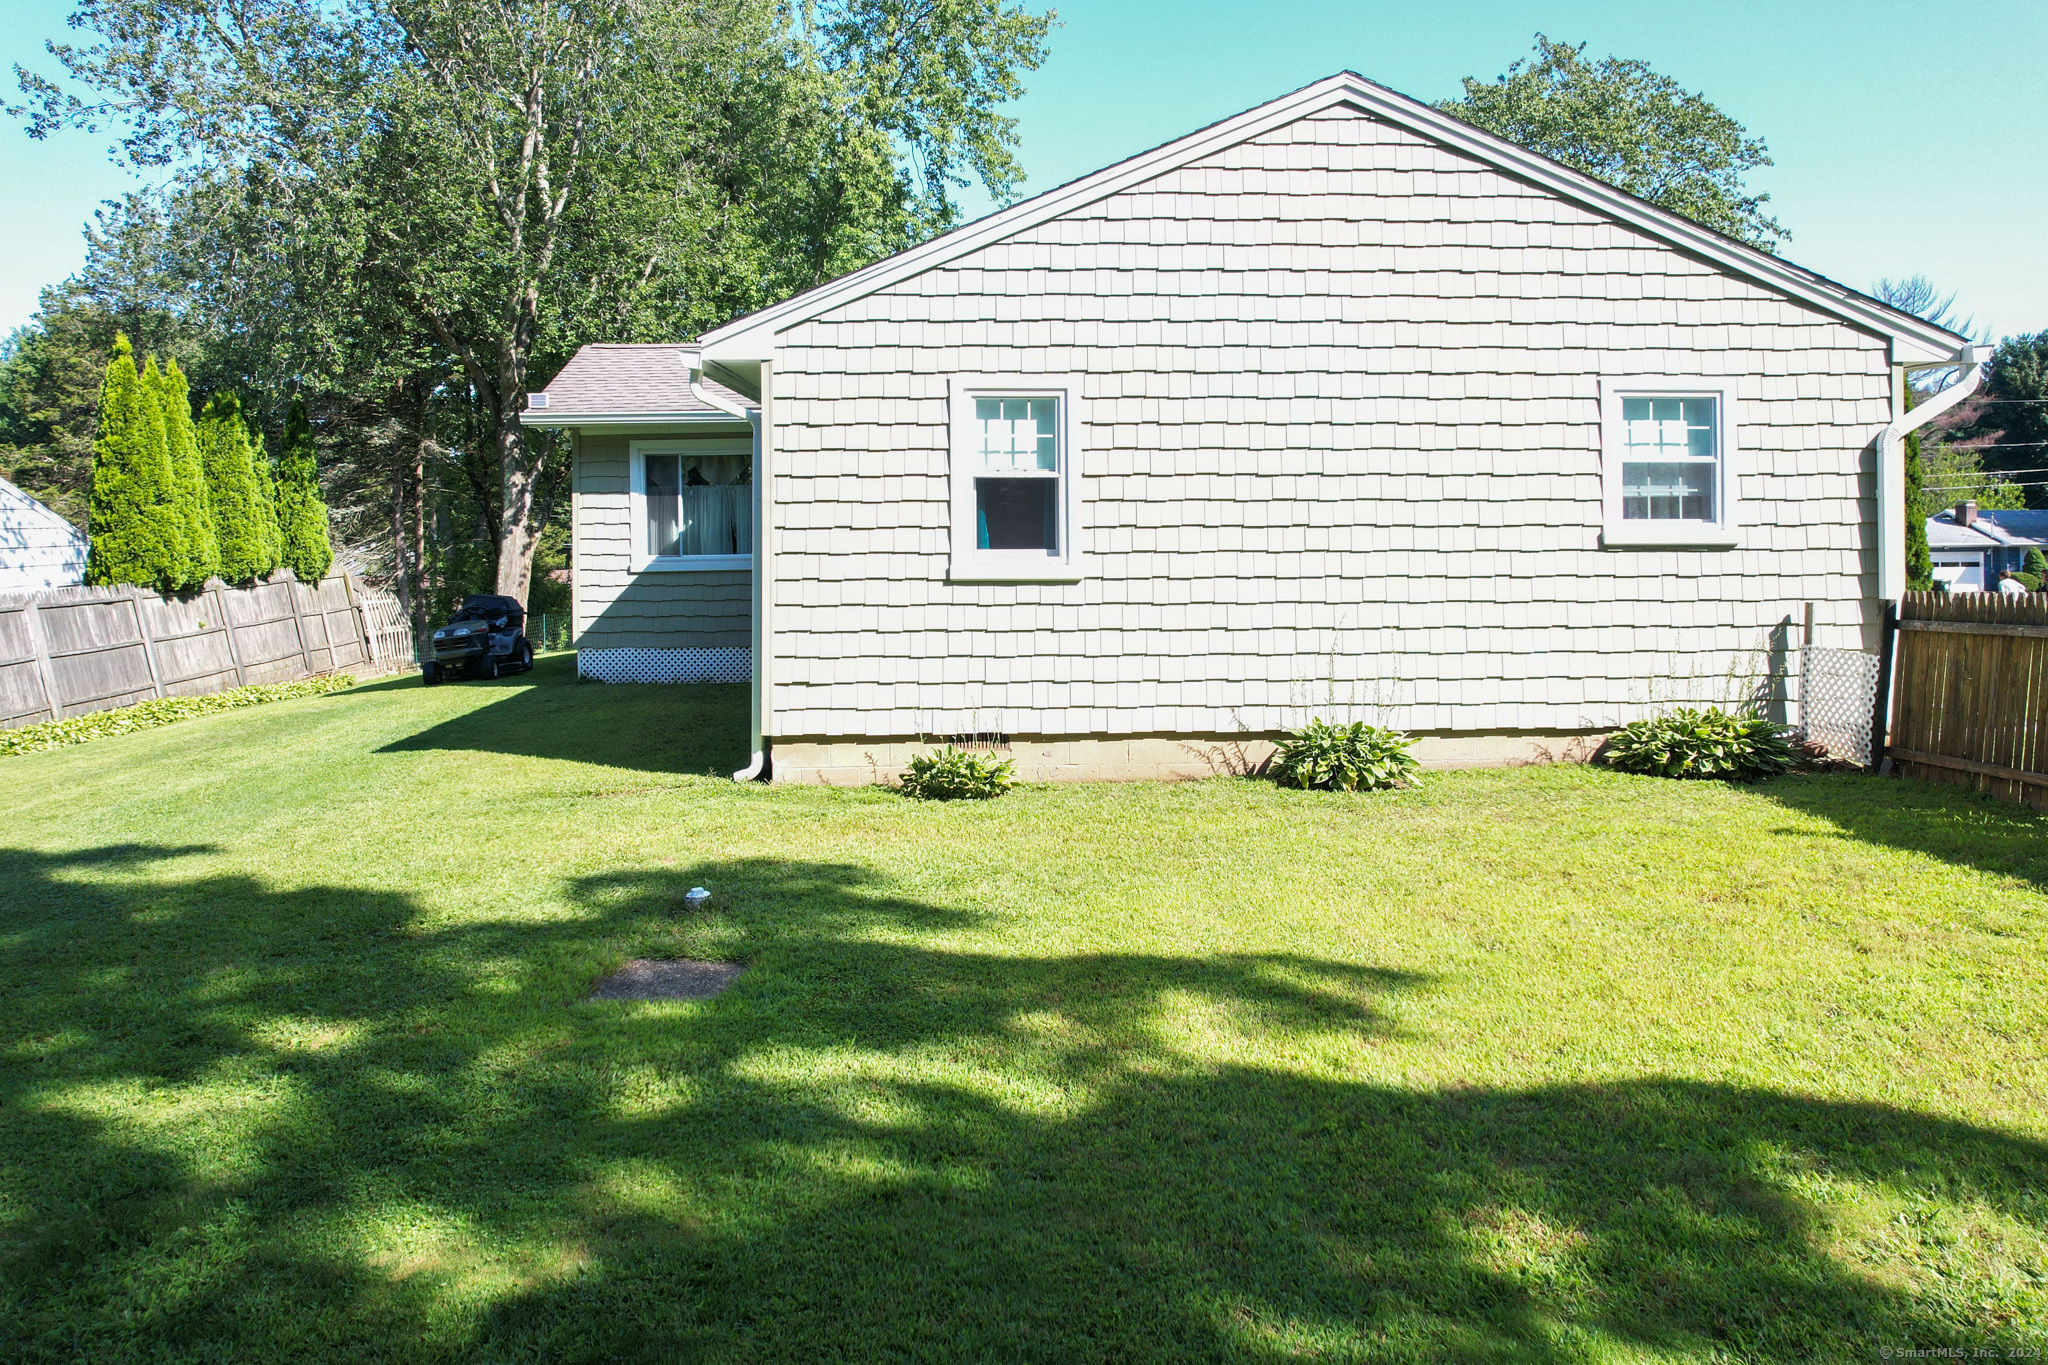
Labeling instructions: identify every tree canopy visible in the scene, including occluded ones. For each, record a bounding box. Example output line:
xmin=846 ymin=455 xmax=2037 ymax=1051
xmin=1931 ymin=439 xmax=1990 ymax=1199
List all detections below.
xmin=1980 ymin=332 xmax=2048 ymax=510
xmin=1440 ymin=35 xmax=1786 ymax=252
xmin=15 ymin=0 xmax=1053 ymax=608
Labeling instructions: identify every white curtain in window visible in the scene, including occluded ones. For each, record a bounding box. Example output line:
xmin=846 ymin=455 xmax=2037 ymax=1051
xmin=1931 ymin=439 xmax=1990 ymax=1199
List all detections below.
xmin=645 ymin=452 xmax=752 ymax=558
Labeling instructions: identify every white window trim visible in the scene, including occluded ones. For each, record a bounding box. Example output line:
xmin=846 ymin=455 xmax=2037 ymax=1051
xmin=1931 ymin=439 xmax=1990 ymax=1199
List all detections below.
xmin=948 ymin=374 xmax=1087 ymax=583
xmin=629 ymin=435 xmax=755 ymax=572
xmin=1599 ymin=376 xmax=1742 ymax=549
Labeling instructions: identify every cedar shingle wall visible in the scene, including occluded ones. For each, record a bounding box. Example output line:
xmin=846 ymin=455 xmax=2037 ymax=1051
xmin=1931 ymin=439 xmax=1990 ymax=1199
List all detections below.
xmin=769 ymin=105 xmax=1888 ymax=739
xmin=573 ymin=434 xmax=751 ymax=649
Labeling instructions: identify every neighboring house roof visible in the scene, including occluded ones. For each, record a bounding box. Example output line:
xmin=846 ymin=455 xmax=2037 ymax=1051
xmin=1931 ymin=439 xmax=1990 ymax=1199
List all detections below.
xmin=520 ymin=344 xmax=755 ymax=426
xmin=1927 ymin=508 xmax=2048 ymax=552
xmin=0 ymin=474 xmax=88 ymax=593
xmin=700 ymin=72 xmax=1971 ymax=367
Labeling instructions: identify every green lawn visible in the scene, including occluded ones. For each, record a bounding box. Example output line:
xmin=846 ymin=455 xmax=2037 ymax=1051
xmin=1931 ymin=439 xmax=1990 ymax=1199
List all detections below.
xmin=4 ymin=655 xmax=2047 ymax=1363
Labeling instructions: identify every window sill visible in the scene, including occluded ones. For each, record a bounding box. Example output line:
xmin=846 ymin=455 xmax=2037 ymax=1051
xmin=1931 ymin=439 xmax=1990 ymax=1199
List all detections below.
xmin=1600 ymin=522 xmax=1740 ymax=550
xmin=948 ymin=554 xmax=1086 ymax=584
xmin=631 ymin=554 xmax=754 ymax=573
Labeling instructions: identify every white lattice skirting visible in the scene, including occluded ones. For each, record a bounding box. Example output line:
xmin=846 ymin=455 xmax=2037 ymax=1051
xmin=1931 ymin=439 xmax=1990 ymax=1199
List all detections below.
xmin=578 ymin=647 xmax=751 ymax=684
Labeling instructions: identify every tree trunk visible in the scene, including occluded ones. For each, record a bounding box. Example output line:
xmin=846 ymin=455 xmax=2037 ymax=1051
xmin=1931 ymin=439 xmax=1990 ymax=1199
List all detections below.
xmin=493 ymin=401 xmax=541 ymax=609
xmin=411 ymin=427 xmax=428 ymax=636
xmin=389 ymin=465 xmax=413 ymax=626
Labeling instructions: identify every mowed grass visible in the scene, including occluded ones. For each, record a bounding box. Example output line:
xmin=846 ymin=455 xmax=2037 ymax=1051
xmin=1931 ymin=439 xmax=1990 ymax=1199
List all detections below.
xmin=3 ymin=654 xmax=2047 ymax=1363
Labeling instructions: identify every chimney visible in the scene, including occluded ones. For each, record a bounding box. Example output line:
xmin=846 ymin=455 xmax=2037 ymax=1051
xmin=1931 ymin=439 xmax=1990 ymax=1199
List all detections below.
xmin=1954 ymin=500 xmax=1979 ymax=528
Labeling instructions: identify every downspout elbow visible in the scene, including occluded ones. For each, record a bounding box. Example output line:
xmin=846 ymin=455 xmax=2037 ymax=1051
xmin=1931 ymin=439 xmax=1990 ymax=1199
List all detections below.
xmin=689 ymin=363 xmax=751 ymax=420
xmin=1877 ymin=344 xmax=1991 ymax=601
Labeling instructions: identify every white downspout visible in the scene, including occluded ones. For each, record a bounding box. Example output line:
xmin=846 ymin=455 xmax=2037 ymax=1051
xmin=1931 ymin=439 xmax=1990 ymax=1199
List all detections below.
xmin=732 ymin=405 xmax=768 ymax=781
xmin=688 ymin=355 xmax=770 ymax=781
xmin=1877 ymin=343 xmax=1991 ymax=601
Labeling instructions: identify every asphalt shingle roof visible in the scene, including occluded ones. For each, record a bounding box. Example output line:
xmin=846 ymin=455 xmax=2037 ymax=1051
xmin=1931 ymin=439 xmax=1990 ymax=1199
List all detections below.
xmin=1927 ymin=507 xmax=2048 ymax=550
xmin=525 ymin=344 xmax=754 ymax=420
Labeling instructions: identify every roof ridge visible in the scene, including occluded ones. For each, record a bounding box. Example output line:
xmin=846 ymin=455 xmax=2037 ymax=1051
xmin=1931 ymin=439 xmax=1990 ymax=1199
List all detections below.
xmin=701 ymin=72 xmax=1969 ymax=364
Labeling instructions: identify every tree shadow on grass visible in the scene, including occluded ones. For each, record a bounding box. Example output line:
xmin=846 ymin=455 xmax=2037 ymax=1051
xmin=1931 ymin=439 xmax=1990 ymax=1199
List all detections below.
xmin=2 ymin=847 xmax=2043 ymax=1362
xmin=1758 ymin=772 xmax=2048 ymax=894
xmin=371 ymin=653 xmax=749 ymax=776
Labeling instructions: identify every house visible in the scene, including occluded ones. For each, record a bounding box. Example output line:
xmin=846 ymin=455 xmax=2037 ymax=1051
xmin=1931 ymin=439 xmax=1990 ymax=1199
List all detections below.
xmin=524 ymin=73 xmax=1977 ymax=784
xmin=1927 ymin=501 xmax=2048 ymax=591
xmin=0 ymin=475 xmax=88 ymax=593
xmin=521 ymin=345 xmax=757 ymax=684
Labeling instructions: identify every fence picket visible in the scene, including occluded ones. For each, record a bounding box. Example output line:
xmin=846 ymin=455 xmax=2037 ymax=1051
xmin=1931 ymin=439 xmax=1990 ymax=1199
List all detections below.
xmin=1891 ymin=591 xmax=2048 ymax=807
xmin=0 ymin=576 xmax=417 ymax=731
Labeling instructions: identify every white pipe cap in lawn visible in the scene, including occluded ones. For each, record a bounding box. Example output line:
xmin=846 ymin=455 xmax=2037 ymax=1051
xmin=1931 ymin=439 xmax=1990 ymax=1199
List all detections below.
xmin=684 ymin=887 xmax=711 ymax=910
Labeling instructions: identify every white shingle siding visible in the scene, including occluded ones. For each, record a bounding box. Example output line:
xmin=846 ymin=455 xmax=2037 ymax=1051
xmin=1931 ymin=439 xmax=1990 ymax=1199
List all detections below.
xmin=0 ymin=477 xmax=88 ymax=593
xmin=767 ymin=104 xmax=1887 ymax=741
xmin=572 ymin=434 xmax=750 ymax=651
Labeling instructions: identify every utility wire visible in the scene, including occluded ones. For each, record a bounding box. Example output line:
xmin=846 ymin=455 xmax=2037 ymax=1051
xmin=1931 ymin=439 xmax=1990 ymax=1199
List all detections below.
xmin=1920 ymin=466 xmax=2048 ymax=477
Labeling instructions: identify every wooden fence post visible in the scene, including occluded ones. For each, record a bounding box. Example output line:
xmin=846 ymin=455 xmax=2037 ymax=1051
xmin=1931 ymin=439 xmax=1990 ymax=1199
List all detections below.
xmin=19 ymin=599 xmax=64 ymax=723
xmin=281 ymin=571 xmax=317 ymax=678
xmin=341 ymin=574 xmax=365 ymax=668
xmin=207 ymin=579 xmax=248 ymax=687
xmin=1868 ymin=600 xmax=1898 ymax=771
xmin=128 ymin=586 xmax=165 ymax=700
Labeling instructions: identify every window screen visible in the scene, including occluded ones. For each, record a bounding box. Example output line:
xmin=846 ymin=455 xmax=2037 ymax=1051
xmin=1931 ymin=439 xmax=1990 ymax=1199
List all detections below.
xmin=1620 ymin=396 xmax=1718 ymax=522
xmin=974 ymin=397 xmax=1059 ymax=552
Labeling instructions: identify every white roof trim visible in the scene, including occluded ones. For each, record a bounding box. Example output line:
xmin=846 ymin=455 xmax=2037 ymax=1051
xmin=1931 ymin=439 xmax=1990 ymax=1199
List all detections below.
xmin=519 ymin=410 xmax=754 ymax=429
xmin=700 ymin=72 xmax=1970 ymax=366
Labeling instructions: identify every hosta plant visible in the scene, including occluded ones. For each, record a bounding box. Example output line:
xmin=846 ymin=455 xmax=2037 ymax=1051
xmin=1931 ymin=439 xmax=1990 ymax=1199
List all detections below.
xmin=1601 ymin=707 xmax=1796 ymax=782
xmin=1270 ymin=719 xmax=1421 ymax=792
xmin=898 ymin=745 xmax=1016 ymax=800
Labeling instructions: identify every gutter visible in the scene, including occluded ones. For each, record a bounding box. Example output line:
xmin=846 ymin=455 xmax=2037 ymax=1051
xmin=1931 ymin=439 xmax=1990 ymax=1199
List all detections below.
xmin=688 ymin=364 xmax=752 ymax=421
xmin=1877 ymin=344 xmax=1993 ymax=600
xmin=685 ymin=355 xmax=771 ymax=782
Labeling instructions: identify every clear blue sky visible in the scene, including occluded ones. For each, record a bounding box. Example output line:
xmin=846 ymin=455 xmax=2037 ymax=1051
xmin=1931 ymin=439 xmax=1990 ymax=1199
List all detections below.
xmin=5 ymin=0 xmax=2044 ymax=340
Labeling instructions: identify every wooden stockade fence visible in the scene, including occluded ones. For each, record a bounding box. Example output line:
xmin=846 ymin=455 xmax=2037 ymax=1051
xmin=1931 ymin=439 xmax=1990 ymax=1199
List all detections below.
xmin=1884 ymin=590 xmax=2048 ymax=808
xmin=0 ymin=572 xmax=417 ymax=730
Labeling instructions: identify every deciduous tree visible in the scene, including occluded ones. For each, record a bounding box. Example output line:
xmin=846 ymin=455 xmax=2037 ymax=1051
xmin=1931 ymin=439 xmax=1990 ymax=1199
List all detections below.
xmin=18 ymin=0 xmax=1051 ymax=607
xmin=1442 ymin=35 xmax=1785 ymax=251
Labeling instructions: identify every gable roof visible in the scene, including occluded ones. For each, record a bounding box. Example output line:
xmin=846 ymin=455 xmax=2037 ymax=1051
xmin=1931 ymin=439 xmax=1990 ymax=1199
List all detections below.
xmin=520 ymin=344 xmax=755 ymax=426
xmin=700 ymin=72 xmax=1970 ymax=367
xmin=0 ymin=474 xmax=85 ymax=544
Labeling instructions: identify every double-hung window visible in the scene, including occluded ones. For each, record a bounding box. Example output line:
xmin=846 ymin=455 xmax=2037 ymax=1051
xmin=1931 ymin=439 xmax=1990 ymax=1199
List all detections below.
xmin=629 ymin=436 xmax=754 ymax=570
xmin=1599 ymin=377 xmax=1740 ymax=547
xmin=948 ymin=375 xmax=1085 ymax=581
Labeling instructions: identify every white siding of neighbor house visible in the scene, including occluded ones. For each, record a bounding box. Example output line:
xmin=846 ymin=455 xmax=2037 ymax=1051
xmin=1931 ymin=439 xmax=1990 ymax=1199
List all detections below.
xmin=0 ymin=477 xmax=88 ymax=593
xmin=764 ymin=103 xmax=1890 ymax=742
xmin=572 ymin=433 xmax=751 ymax=651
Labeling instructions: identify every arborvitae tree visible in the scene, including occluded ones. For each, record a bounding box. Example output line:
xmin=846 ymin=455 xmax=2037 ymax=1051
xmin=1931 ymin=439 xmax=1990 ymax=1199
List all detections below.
xmin=86 ymin=334 xmax=181 ymax=589
xmin=1904 ymin=404 xmax=1934 ymax=592
xmin=160 ymin=359 xmax=217 ymax=586
xmin=275 ymin=397 xmax=333 ymax=581
xmin=198 ymin=392 xmax=275 ymax=583
xmin=247 ymin=409 xmax=284 ymax=574
xmin=2026 ymin=548 xmax=2048 ymax=589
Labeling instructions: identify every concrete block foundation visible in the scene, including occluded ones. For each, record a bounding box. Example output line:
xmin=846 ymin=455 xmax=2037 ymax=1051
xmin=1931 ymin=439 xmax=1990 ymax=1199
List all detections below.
xmin=768 ymin=731 xmax=1606 ymax=786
